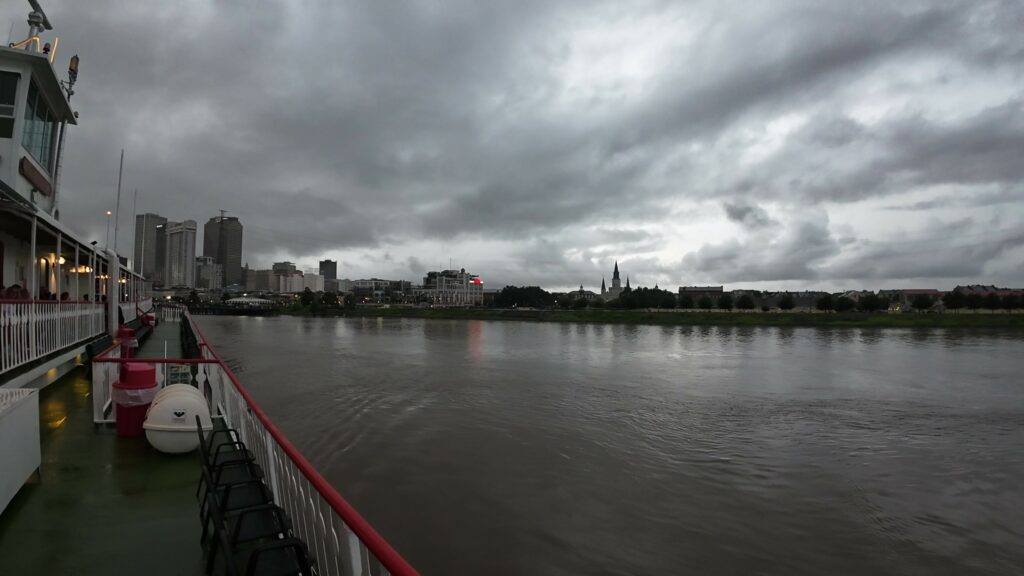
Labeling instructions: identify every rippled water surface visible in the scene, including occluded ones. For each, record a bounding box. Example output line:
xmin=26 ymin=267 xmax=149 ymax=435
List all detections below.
xmin=195 ymin=316 xmax=1024 ymax=575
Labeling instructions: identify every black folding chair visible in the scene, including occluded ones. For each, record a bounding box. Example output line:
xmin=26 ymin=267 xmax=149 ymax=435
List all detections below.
xmin=193 ymin=419 xmax=313 ymax=576
xmin=206 ymin=503 xmax=294 ymax=575
xmin=196 ymin=418 xmax=263 ymax=500
xmin=199 ymin=470 xmax=274 ymax=551
xmin=238 ymin=538 xmax=315 ymax=576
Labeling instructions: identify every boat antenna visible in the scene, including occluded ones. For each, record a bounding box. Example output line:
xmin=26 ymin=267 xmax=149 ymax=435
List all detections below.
xmin=27 ymin=1 xmax=53 ymax=34
xmin=10 ymin=0 xmax=52 ymax=53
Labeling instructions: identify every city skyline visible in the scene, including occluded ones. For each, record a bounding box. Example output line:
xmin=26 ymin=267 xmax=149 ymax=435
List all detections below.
xmin=5 ymin=1 xmax=1021 ymax=291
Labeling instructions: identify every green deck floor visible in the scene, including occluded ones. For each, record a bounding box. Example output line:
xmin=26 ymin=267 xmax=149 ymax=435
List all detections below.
xmin=137 ymin=320 xmax=184 ymax=359
xmin=0 ymin=323 xmax=204 ymax=575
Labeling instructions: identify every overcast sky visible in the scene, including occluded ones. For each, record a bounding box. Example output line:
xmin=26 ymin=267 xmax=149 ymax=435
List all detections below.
xmin=7 ymin=0 xmax=1023 ymax=291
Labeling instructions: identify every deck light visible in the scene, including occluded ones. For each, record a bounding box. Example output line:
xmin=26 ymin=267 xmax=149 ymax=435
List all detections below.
xmin=68 ymin=54 xmax=79 ymax=83
xmin=63 ymin=54 xmax=79 ymax=99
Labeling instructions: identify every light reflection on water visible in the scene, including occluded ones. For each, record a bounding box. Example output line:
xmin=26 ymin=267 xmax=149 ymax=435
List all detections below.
xmin=197 ymin=316 xmax=1024 ymax=576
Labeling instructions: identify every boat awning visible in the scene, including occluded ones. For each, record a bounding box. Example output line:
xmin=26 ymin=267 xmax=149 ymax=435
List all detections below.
xmin=0 ymin=177 xmax=36 ymax=216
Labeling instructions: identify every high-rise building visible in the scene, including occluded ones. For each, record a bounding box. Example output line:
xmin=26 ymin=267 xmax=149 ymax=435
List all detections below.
xmin=195 ymin=256 xmax=223 ymax=291
xmin=133 ymin=213 xmax=168 ymax=286
xmin=164 ymin=220 xmax=197 ymax=288
xmin=318 ymin=259 xmax=337 ymax=280
xmin=203 ymin=216 xmax=243 ymax=288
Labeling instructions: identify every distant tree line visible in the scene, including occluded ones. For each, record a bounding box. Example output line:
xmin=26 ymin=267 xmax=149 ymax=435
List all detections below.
xmin=492 ymin=285 xmax=1023 ymax=314
xmin=942 ymin=289 xmax=1021 ymax=312
xmin=608 ymin=287 xmax=677 ymax=309
xmin=814 ymin=293 xmax=888 ymax=312
xmin=494 ymin=286 xmax=557 ymax=308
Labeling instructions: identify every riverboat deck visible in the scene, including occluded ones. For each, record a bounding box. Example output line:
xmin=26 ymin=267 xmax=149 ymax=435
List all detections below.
xmin=0 ymin=312 xmax=419 ymax=576
xmin=0 ymin=330 xmax=201 ymax=575
xmin=0 ymin=319 xmax=201 ymax=569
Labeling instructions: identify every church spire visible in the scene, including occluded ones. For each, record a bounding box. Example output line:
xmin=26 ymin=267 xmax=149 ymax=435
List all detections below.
xmin=626 ymin=275 xmax=631 ymax=289
xmin=613 ymin=261 xmax=619 ymax=280
xmin=601 ymin=277 xmax=606 ymax=294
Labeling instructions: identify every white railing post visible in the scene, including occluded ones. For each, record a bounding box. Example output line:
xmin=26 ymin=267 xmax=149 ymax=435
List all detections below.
xmin=56 ymin=233 xmax=62 ymax=302
xmin=28 ymin=218 xmax=37 ymax=361
xmin=265 ymin=428 xmax=282 ymax=502
xmin=347 ymin=529 xmax=364 ymax=576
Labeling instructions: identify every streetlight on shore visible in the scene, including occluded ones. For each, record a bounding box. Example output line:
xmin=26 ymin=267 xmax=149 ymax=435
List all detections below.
xmin=105 ymin=211 xmax=112 ymax=250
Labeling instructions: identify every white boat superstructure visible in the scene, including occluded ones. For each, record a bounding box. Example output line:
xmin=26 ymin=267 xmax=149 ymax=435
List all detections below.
xmin=1 ymin=1 xmax=147 ymax=389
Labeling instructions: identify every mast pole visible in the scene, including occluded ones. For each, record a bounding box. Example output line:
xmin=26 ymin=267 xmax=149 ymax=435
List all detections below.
xmin=113 ymin=148 xmax=124 ymax=255
xmin=131 ymin=187 xmax=138 ymax=271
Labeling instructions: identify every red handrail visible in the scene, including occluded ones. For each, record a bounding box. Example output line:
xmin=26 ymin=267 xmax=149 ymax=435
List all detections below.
xmin=93 ymin=357 xmax=221 ymax=364
xmin=188 ymin=314 xmax=420 ymax=576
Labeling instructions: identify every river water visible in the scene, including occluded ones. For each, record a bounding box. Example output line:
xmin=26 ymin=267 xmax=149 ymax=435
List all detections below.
xmin=195 ymin=316 xmax=1024 ymax=575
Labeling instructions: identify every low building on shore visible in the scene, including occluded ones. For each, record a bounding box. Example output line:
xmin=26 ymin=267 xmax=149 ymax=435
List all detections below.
xmin=417 ymin=268 xmax=484 ymax=306
xmin=678 ymin=286 xmax=724 ymax=305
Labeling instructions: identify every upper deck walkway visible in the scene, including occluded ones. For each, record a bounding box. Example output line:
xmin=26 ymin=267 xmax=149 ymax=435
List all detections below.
xmin=137 ymin=317 xmax=184 ymax=359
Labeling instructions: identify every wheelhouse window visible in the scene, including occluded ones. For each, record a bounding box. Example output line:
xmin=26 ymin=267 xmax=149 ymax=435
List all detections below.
xmin=22 ymin=81 xmax=58 ymax=172
xmin=0 ymin=71 xmax=18 ymax=138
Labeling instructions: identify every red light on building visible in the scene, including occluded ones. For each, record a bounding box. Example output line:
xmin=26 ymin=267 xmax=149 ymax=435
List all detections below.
xmin=471 ymin=278 xmax=483 ymax=284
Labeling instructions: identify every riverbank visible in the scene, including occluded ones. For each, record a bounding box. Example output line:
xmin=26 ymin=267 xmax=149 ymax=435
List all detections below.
xmin=286 ymin=307 xmax=1024 ymax=328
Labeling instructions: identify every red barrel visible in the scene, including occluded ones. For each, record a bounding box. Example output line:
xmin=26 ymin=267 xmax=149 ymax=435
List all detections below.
xmin=112 ymin=363 xmax=158 ymax=437
xmin=117 ymin=326 xmax=138 ymax=359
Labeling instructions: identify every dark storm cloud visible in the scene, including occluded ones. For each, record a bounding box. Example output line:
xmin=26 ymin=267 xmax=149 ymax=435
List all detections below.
xmin=722 ymin=201 xmax=776 ymax=229
xmin=681 ymin=215 xmax=840 ymax=283
xmin=823 ymin=220 xmax=1024 ymax=281
xmin=4 ymin=0 xmax=1021 ymax=287
xmin=721 ymin=101 xmax=1024 ymax=205
xmin=680 ymin=215 xmax=1024 ymax=286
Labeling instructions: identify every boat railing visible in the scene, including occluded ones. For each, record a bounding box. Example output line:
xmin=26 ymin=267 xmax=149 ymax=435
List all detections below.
xmin=0 ymin=300 xmax=106 ymax=377
xmin=90 ymin=339 xmax=120 ymax=422
xmin=89 ymin=311 xmax=420 ymax=576
xmin=154 ymin=303 xmax=186 ymax=322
